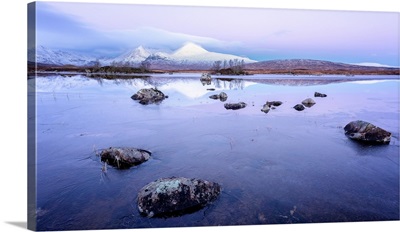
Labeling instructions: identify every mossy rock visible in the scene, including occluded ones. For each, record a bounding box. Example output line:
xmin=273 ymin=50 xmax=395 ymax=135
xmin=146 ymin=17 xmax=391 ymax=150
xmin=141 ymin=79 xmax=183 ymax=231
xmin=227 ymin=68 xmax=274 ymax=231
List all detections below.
xmin=137 ymin=177 xmax=221 ymax=218
xmin=344 ymin=120 xmax=391 ymax=144
xmin=131 ymin=88 xmax=166 ymax=105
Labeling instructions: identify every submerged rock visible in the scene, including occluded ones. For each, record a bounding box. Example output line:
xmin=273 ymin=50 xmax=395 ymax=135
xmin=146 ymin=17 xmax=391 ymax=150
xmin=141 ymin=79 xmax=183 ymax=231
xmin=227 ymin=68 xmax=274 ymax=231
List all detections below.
xmin=209 ymin=92 xmax=228 ymax=102
xmin=100 ymin=147 xmax=151 ymax=169
xmin=293 ymin=104 xmax=305 ymax=111
xmin=314 ymin=92 xmax=327 ymax=97
xmin=131 ymin=88 xmax=166 ymax=105
xmin=301 ymin=98 xmax=316 ymax=107
xmin=266 ymin=101 xmax=283 ymax=107
xmin=344 ymin=120 xmax=391 ymax=144
xmin=261 ymin=104 xmax=270 ymax=114
xmin=137 ymin=177 xmax=221 ymax=218
xmin=224 ymin=102 xmax=247 ymax=110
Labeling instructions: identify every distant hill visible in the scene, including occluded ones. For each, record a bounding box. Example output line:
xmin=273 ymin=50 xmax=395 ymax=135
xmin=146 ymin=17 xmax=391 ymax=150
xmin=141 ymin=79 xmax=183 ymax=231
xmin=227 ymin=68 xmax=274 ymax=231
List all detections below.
xmin=244 ymin=59 xmax=399 ymax=75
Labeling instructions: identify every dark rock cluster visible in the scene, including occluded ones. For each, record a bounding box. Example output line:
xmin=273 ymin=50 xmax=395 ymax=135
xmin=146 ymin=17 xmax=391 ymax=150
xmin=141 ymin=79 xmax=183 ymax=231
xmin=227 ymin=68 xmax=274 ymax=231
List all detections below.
xmin=261 ymin=101 xmax=283 ymax=114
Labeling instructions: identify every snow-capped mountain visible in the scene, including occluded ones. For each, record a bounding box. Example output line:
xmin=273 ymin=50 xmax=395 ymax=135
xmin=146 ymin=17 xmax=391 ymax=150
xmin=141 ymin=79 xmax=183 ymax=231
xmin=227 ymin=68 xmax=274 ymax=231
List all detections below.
xmin=30 ymin=42 xmax=256 ymax=69
xmin=29 ymin=45 xmax=96 ymax=66
xmin=106 ymin=46 xmax=151 ymax=65
xmin=106 ymin=42 xmax=256 ymax=69
xmin=172 ymin=42 xmax=208 ymax=57
xmin=169 ymin=42 xmax=256 ymax=63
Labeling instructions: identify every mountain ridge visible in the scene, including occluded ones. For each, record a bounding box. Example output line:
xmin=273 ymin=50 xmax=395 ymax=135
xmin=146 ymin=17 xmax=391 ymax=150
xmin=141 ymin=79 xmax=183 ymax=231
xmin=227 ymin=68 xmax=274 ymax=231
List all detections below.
xmin=106 ymin=42 xmax=257 ymax=68
xmin=32 ymin=43 xmax=257 ymax=67
xmin=29 ymin=45 xmax=97 ymax=66
xmin=28 ymin=45 xmax=399 ymax=75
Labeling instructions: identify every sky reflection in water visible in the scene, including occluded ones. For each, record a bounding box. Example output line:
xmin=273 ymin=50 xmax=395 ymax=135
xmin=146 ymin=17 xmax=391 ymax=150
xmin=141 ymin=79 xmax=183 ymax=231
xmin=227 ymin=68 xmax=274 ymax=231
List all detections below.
xmin=31 ymin=74 xmax=399 ymax=230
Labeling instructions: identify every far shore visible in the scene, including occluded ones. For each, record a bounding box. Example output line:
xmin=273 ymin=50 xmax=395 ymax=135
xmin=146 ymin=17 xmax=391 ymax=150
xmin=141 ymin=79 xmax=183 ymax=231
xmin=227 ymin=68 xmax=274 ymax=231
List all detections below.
xmin=28 ymin=69 xmax=399 ymax=77
xmin=28 ymin=60 xmax=399 ymax=76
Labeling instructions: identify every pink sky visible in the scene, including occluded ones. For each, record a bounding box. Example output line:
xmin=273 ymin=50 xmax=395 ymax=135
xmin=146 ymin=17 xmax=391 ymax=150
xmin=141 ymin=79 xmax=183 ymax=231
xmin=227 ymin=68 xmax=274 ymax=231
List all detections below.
xmin=36 ymin=2 xmax=399 ymax=66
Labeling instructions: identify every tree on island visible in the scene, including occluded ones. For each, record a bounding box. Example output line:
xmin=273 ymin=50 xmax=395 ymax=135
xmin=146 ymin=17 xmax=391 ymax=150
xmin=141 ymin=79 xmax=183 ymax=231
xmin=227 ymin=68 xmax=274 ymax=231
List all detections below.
xmin=85 ymin=59 xmax=153 ymax=74
xmin=140 ymin=60 xmax=151 ymax=73
xmin=211 ymin=59 xmax=246 ymax=75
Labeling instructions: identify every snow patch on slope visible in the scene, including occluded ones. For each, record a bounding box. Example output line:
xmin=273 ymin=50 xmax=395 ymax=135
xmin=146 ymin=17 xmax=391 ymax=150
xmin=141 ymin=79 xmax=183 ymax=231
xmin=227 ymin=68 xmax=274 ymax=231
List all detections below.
xmin=350 ymin=62 xmax=394 ymax=68
xmin=30 ymin=45 xmax=95 ymax=66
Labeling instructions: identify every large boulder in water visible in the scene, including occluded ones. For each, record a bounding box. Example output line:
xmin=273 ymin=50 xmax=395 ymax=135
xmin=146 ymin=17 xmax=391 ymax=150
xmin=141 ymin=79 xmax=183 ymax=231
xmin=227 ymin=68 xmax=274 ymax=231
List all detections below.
xmin=131 ymin=88 xmax=166 ymax=105
xmin=344 ymin=120 xmax=391 ymax=144
xmin=137 ymin=177 xmax=221 ymax=218
xmin=224 ymin=102 xmax=247 ymax=110
xmin=100 ymin=147 xmax=151 ymax=169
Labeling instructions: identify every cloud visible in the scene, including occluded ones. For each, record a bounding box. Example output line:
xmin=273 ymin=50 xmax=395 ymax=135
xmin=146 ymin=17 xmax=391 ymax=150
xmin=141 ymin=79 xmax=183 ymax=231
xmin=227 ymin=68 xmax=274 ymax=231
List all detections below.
xmin=35 ymin=2 xmax=122 ymax=56
xmin=351 ymin=80 xmax=392 ymax=85
xmin=103 ymin=27 xmax=244 ymax=55
xmin=270 ymin=30 xmax=292 ymax=37
xmin=351 ymin=62 xmax=394 ymax=68
xmin=36 ymin=2 xmax=245 ymax=57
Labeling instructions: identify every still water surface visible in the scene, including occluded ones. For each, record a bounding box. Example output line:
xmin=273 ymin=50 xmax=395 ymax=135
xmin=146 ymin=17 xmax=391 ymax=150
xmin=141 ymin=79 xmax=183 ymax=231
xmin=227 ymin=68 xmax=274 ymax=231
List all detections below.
xmin=29 ymin=74 xmax=399 ymax=230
